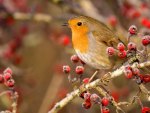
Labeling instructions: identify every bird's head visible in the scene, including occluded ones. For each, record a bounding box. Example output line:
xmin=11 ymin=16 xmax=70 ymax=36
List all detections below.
xmin=68 ymin=16 xmax=91 ymax=34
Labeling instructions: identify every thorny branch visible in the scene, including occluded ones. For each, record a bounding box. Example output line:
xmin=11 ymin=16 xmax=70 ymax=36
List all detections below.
xmin=48 ymin=61 xmax=150 ymax=113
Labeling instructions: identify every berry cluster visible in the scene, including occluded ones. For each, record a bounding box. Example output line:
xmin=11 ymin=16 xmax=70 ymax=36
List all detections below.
xmin=124 ymin=65 xmax=150 ymax=84
xmin=0 ymin=4 xmax=29 ymax=65
xmin=107 ymin=25 xmax=150 ymax=84
xmin=80 ymin=92 xmax=110 ymax=113
xmin=107 ymin=25 xmax=150 ymax=65
xmin=0 ymin=67 xmax=15 ymax=88
xmin=107 ymin=41 xmax=142 ymax=61
xmin=121 ymin=3 xmax=141 ymax=20
xmin=63 ymin=55 xmax=86 ymax=82
xmin=107 ymin=42 xmax=127 ymax=59
xmin=63 ymin=65 xmax=85 ymax=75
xmin=120 ymin=1 xmax=150 ymax=29
xmin=105 ymin=24 xmax=150 ymax=112
xmin=2 ymin=33 xmax=26 ymax=65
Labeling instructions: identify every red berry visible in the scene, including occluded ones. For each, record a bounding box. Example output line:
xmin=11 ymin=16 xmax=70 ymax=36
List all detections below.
xmin=127 ymin=42 xmax=136 ymax=51
xmin=118 ymin=51 xmax=127 ymax=59
xmin=102 ymin=107 xmax=110 ymax=113
xmin=137 ymin=74 xmax=144 ymax=80
xmin=141 ymin=107 xmax=150 ymax=113
xmin=5 ymin=79 xmax=15 ymax=87
xmin=141 ymin=17 xmax=149 ymax=26
xmin=90 ymin=94 xmax=101 ymax=104
xmin=143 ymin=75 xmax=150 ymax=83
xmin=80 ymin=91 xmax=87 ymax=99
xmin=84 ymin=92 xmax=91 ymax=102
xmin=111 ymin=91 xmax=120 ymax=102
xmin=82 ymin=101 xmax=91 ymax=109
xmin=70 ymin=55 xmax=80 ymax=63
xmin=3 ymin=73 xmax=12 ymax=81
xmin=125 ymin=70 xmax=133 ymax=79
xmin=132 ymin=68 xmax=140 ymax=75
xmin=146 ymin=22 xmax=150 ymax=29
xmin=106 ymin=47 xmax=115 ymax=56
xmin=83 ymin=78 xmax=90 ymax=84
xmin=6 ymin=16 xmax=15 ymax=26
xmin=75 ymin=66 xmax=84 ymax=74
xmin=133 ymin=10 xmax=141 ymax=18
xmin=124 ymin=70 xmax=133 ymax=79
xmin=101 ymin=97 xmax=109 ymax=106
xmin=0 ymin=74 xmax=4 ymax=83
xmin=60 ymin=35 xmax=70 ymax=46
xmin=128 ymin=25 xmax=137 ymax=35
xmin=129 ymin=9 xmax=141 ymax=19
xmin=108 ymin=15 xmax=117 ymax=27
xmin=117 ymin=43 xmax=125 ymax=51
xmin=142 ymin=35 xmax=150 ymax=46
xmin=4 ymin=67 xmax=12 ymax=75
xmin=125 ymin=65 xmax=132 ymax=71
xmin=63 ymin=65 xmax=71 ymax=74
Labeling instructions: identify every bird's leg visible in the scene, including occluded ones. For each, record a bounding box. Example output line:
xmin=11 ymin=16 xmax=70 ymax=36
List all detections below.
xmin=89 ymin=70 xmax=99 ymax=82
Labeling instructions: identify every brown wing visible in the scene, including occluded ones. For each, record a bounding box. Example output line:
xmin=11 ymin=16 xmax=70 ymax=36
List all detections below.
xmin=91 ymin=25 xmax=127 ymax=69
xmin=90 ymin=19 xmax=125 ymax=49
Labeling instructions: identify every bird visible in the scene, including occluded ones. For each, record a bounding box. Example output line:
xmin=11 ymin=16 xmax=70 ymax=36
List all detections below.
xmin=67 ymin=16 xmax=125 ymax=70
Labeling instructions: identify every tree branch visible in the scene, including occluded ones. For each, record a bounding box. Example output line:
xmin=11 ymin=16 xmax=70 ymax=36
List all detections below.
xmin=48 ymin=61 xmax=150 ymax=113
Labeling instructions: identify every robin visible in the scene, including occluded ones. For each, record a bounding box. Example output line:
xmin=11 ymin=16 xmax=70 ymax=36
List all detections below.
xmin=67 ymin=16 xmax=125 ymax=70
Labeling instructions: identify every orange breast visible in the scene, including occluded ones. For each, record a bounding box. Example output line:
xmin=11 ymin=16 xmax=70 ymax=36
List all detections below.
xmin=72 ymin=31 xmax=89 ymax=53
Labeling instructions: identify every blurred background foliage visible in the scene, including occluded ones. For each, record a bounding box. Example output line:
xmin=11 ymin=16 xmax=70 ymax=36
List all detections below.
xmin=0 ymin=0 xmax=150 ymax=113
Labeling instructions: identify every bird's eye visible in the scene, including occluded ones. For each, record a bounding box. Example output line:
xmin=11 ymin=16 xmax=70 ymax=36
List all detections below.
xmin=77 ymin=22 xmax=82 ymax=26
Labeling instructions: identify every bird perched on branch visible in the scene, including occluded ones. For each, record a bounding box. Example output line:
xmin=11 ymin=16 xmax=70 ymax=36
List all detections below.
xmin=67 ymin=16 xmax=126 ymax=70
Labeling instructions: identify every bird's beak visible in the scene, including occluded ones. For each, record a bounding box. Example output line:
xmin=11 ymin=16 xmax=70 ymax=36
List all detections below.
xmin=62 ymin=22 xmax=68 ymax=26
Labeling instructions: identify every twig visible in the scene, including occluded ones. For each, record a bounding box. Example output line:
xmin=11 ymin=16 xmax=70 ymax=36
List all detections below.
xmin=11 ymin=91 xmax=18 ymax=113
xmin=13 ymin=12 xmax=52 ymax=23
xmin=139 ymin=84 xmax=150 ymax=100
xmin=89 ymin=70 xmax=99 ymax=82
